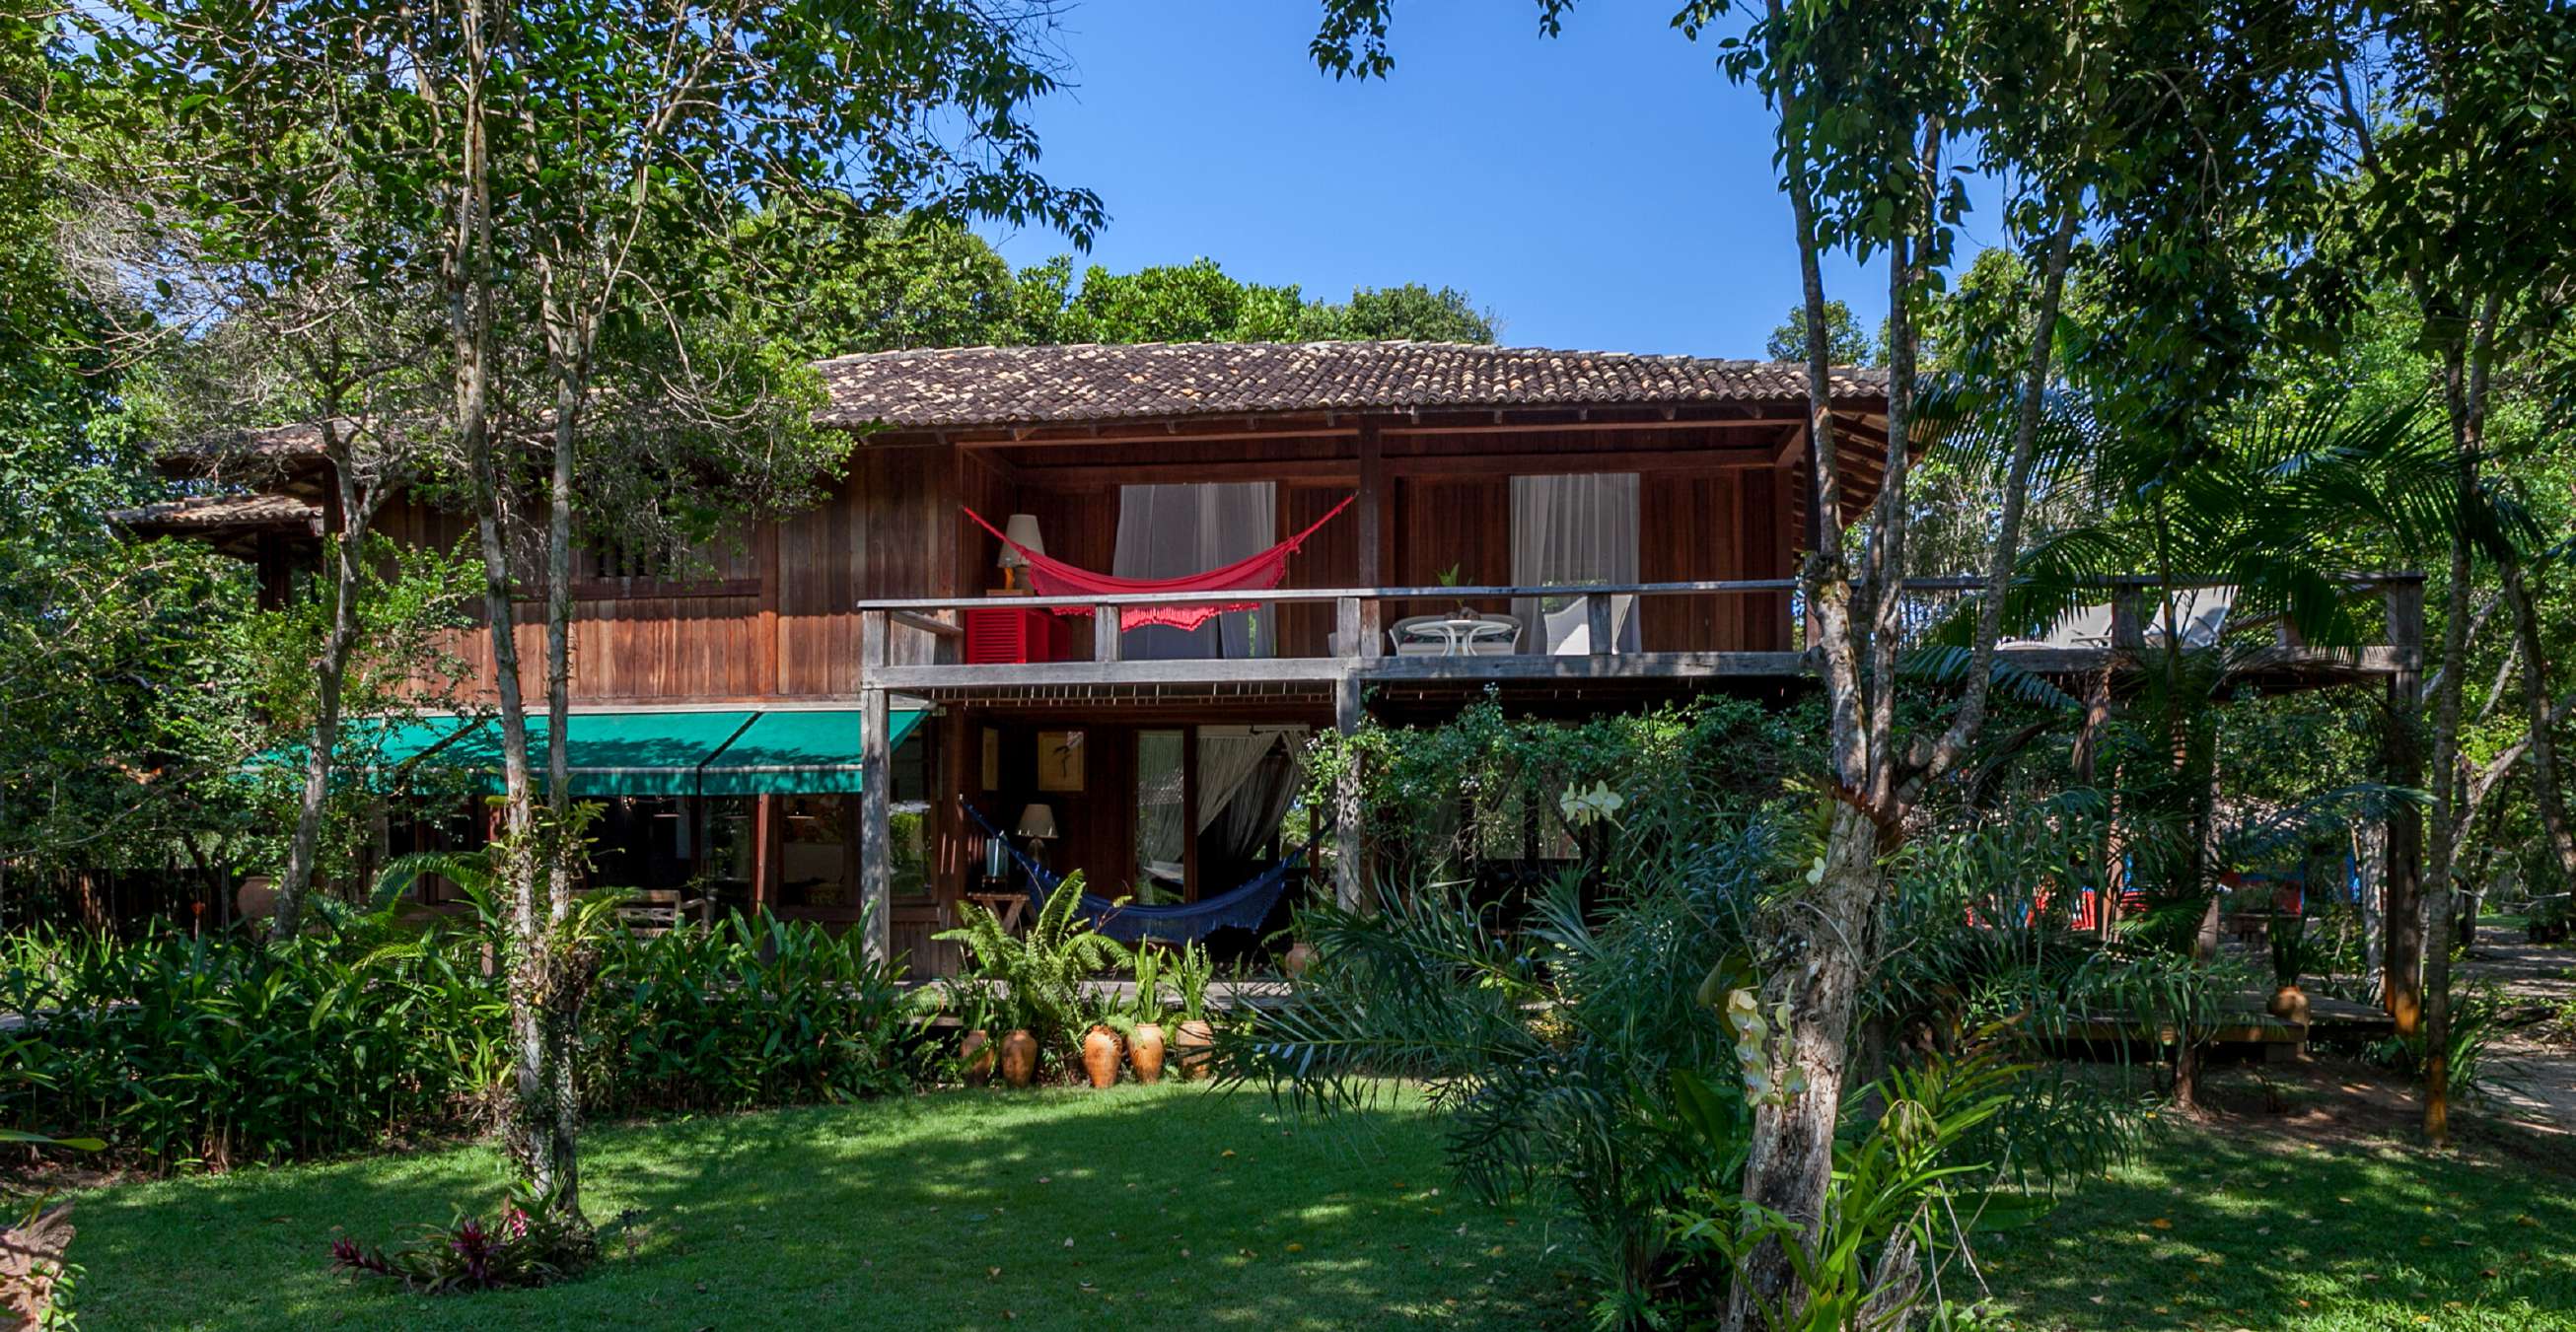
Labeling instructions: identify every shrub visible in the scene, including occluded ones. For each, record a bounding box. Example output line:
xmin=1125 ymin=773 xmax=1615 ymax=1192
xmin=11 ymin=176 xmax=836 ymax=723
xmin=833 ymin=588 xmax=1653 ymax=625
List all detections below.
xmin=582 ymin=913 xmax=919 ymax=1112
xmin=329 ymin=1182 xmax=607 ymax=1295
xmin=0 ymin=910 xmax=921 ymax=1172
xmin=1220 ymin=836 xmax=1768 ymax=1324
xmin=0 ymin=931 xmax=498 ymax=1168
xmin=936 ymin=872 xmax=1129 ymax=1075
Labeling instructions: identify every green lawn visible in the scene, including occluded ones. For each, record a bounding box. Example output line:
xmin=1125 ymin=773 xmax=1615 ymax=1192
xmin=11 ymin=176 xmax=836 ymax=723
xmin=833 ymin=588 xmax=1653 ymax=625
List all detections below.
xmin=70 ymin=1084 xmax=1573 ymax=1330
xmin=68 ymin=1073 xmax=2576 ymax=1330
xmin=1977 ymin=1110 xmax=2576 ymax=1331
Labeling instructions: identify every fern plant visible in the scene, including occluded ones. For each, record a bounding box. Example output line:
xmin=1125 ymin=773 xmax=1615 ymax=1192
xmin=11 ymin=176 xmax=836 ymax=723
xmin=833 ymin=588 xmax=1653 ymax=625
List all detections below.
xmin=935 ymin=872 xmax=1129 ymax=1057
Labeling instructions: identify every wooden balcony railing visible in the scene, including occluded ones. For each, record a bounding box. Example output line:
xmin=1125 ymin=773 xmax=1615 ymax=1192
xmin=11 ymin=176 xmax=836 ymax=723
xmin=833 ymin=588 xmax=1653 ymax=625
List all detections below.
xmin=853 ymin=573 xmax=2424 ymax=695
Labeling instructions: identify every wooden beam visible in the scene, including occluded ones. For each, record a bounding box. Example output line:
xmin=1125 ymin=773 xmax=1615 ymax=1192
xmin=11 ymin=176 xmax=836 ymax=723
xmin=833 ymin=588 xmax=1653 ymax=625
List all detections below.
xmin=1333 ymin=671 xmax=1366 ymax=912
xmin=1772 ymin=423 xmax=1808 ymax=470
xmin=1357 ymin=419 xmax=1384 ymax=589
xmin=1181 ymin=723 xmax=1201 ymax=904
xmin=1014 ymin=457 xmax=1359 ymax=488
xmin=1386 ymin=447 xmax=1776 ymax=477
xmin=1379 ymin=415 xmax=1807 ymax=437
xmin=2381 ymin=577 xmax=2427 ymax=1034
xmin=859 ymin=688 xmax=893 ymax=967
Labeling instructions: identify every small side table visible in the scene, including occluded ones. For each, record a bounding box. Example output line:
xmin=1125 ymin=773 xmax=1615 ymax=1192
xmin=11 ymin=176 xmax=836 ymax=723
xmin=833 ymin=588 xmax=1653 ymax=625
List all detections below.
xmin=964 ymin=891 xmax=1030 ymax=935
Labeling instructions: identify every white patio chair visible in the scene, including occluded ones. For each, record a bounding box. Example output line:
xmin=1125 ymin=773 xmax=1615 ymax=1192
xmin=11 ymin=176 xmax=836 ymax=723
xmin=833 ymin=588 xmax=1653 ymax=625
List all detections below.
xmin=1541 ymin=594 xmax=1636 ymax=655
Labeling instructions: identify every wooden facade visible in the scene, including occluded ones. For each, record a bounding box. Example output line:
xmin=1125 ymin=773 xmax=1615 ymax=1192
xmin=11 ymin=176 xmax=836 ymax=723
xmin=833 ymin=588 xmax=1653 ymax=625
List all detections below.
xmin=192 ymin=341 xmax=2413 ymax=976
xmin=344 ymin=400 xmax=1858 ymax=971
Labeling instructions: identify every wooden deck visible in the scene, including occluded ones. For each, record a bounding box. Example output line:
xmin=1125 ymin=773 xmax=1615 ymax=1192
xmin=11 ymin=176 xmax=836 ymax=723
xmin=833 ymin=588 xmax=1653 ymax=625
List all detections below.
xmin=858 ymin=577 xmax=2421 ymax=710
xmin=2056 ymin=989 xmax=2394 ymax=1051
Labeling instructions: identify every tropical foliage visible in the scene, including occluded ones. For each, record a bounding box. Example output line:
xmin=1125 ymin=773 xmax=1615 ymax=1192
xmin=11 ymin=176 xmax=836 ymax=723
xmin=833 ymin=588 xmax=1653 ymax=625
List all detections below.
xmin=0 ymin=908 xmax=920 ymax=1171
xmin=936 ymin=871 xmax=1131 ymax=1067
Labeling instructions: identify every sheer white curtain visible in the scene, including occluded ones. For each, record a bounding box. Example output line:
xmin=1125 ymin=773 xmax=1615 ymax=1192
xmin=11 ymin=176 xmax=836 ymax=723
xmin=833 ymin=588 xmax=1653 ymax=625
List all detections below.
xmin=1134 ymin=725 xmax=1310 ymax=898
xmin=1113 ymin=482 xmax=1277 ymax=660
xmin=1510 ymin=473 xmax=1640 ymax=653
xmin=1198 ymin=726 xmax=1307 ymax=861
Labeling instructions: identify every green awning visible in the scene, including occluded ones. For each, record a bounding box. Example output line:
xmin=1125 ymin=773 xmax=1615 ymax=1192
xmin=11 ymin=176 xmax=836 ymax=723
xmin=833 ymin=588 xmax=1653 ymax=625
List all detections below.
xmin=464 ymin=711 xmax=755 ymax=798
xmin=697 ymin=708 xmax=926 ymax=797
xmin=279 ymin=706 xmax=927 ymax=798
xmin=247 ymin=716 xmax=489 ymax=786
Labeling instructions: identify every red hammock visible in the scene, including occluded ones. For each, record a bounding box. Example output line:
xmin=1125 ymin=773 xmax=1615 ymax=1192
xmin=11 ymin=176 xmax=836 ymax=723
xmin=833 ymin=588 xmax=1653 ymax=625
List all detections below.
xmin=964 ymin=495 xmax=1356 ymax=632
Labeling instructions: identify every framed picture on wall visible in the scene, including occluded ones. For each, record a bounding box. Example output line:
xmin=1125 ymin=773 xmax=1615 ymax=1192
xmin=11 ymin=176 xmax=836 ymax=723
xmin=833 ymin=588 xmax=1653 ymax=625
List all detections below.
xmin=980 ymin=727 xmax=1001 ymax=791
xmin=1037 ymin=730 xmax=1085 ymax=793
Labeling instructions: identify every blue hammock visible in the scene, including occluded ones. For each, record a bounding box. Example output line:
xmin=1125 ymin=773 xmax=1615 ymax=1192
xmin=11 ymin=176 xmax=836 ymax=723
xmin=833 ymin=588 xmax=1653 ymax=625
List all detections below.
xmin=962 ymin=802 xmax=1307 ymax=945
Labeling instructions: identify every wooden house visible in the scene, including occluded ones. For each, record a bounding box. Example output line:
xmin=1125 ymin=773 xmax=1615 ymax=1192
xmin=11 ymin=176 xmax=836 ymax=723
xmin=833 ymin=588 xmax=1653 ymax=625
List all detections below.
xmin=128 ymin=341 xmax=2423 ymax=973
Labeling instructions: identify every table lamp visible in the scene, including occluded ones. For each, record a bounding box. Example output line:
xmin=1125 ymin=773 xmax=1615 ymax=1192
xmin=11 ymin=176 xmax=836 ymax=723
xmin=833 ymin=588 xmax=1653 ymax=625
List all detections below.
xmin=1016 ymin=802 xmax=1059 ymax=869
xmin=996 ymin=514 xmax=1044 ymax=590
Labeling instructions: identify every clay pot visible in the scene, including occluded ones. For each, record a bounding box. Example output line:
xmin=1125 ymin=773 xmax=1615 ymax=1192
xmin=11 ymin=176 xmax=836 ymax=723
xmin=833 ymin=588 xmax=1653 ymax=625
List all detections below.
xmin=1082 ymin=1024 xmax=1122 ymax=1088
xmin=2265 ymin=984 xmax=2311 ymax=1025
xmin=999 ymin=1028 xmax=1039 ymax=1088
xmin=959 ymin=1028 xmax=996 ymax=1088
xmin=1176 ymin=1018 xmax=1217 ymax=1082
xmin=1128 ymin=1022 xmax=1167 ymax=1085
xmin=1283 ymin=940 xmax=1319 ymax=978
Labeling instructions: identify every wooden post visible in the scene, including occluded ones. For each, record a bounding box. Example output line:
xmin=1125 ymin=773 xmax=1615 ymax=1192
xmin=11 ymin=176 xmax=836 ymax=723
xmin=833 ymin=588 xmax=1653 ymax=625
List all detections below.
xmin=1335 ymin=596 xmax=1362 ymax=666
xmin=1587 ymin=595 xmax=1614 ymax=657
xmin=1333 ymin=670 xmax=1366 ymax=912
xmin=1181 ymin=723 xmax=1201 ymax=904
xmin=756 ymin=523 xmax=781 ymax=693
xmin=1357 ymin=417 xmax=1384 ymax=589
xmin=2381 ymin=577 xmax=2426 ymax=1034
xmin=859 ymin=686 xmax=893 ymax=968
xmin=1095 ymin=603 xmax=1121 ymax=663
xmin=751 ymin=796 xmax=774 ymax=912
xmin=2111 ymin=586 xmax=2149 ymax=653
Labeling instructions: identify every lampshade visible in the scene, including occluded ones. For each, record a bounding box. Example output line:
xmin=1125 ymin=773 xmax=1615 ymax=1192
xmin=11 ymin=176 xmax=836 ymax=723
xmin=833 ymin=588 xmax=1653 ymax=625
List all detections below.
xmin=997 ymin=513 xmax=1045 ymax=569
xmin=1015 ymin=802 xmax=1059 ymax=841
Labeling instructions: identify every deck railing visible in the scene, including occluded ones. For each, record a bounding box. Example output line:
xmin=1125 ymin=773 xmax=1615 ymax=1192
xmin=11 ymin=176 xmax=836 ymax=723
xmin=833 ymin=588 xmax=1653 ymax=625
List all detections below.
xmin=854 ymin=573 xmax=2424 ymax=689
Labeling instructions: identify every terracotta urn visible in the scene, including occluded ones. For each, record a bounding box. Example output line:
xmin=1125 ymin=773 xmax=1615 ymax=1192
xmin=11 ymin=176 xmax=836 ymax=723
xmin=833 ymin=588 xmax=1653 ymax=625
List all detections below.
xmin=999 ymin=1028 xmax=1039 ymax=1088
xmin=959 ymin=1028 xmax=996 ymax=1088
xmin=1176 ymin=1018 xmax=1217 ymax=1082
xmin=2266 ymin=984 xmax=2311 ymax=1025
xmin=1283 ymin=941 xmax=1319 ymax=978
xmin=1128 ymin=1021 xmax=1167 ymax=1085
xmin=1082 ymin=1024 xmax=1123 ymax=1088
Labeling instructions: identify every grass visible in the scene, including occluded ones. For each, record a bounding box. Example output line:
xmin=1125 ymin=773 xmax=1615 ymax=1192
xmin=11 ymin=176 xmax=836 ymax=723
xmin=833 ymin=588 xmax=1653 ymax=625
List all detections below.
xmin=67 ymin=1083 xmax=1575 ymax=1330
xmin=1976 ymin=1091 xmax=2576 ymax=1330
xmin=65 ymin=1067 xmax=2576 ymax=1330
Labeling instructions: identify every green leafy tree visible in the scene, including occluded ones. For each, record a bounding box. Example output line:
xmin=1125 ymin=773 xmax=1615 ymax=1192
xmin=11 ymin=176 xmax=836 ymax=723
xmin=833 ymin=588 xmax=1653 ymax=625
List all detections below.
xmin=1307 ymin=0 xmax=2366 ymax=1321
xmin=2324 ymin=0 xmax=2576 ymax=1142
xmin=76 ymin=0 xmax=1100 ymax=1239
xmin=1763 ymin=300 xmax=1879 ymax=366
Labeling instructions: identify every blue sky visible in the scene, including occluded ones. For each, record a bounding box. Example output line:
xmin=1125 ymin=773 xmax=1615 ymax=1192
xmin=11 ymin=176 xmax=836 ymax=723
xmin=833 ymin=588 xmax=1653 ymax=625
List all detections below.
xmin=981 ymin=3 xmax=2011 ymax=360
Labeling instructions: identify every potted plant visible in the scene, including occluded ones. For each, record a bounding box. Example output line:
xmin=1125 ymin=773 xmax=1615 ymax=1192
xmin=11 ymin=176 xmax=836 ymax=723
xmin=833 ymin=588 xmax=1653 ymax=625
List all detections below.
xmin=1124 ymin=949 xmax=1170 ymax=1085
xmin=1169 ymin=941 xmax=1218 ymax=1081
xmin=1081 ymin=1017 xmax=1123 ymax=1088
xmin=956 ymin=985 xmax=999 ymax=1088
xmin=2266 ymin=901 xmax=2311 ymax=1026
xmin=1436 ymin=561 xmax=1476 ymax=619
xmin=937 ymin=871 xmax=1131 ymax=1087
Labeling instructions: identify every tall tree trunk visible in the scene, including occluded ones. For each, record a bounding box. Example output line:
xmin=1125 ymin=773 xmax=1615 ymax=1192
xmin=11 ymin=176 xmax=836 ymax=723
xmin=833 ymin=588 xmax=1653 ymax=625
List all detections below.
xmin=1725 ymin=14 xmax=1861 ymax=1317
xmin=2497 ymin=564 xmax=2576 ymax=884
xmin=2421 ymin=291 xmax=2499 ymax=1145
xmin=269 ymin=436 xmax=372 ymax=942
xmin=1732 ymin=800 xmax=1885 ymax=1330
xmin=436 ymin=0 xmax=582 ymax=1231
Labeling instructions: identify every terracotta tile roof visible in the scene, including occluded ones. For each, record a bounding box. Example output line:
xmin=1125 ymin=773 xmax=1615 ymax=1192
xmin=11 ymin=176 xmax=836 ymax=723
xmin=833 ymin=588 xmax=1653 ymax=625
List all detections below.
xmin=812 ymin=341 xmax=1887 ymax=431
xmin=111 ymin=492 xmax=322 ymax=534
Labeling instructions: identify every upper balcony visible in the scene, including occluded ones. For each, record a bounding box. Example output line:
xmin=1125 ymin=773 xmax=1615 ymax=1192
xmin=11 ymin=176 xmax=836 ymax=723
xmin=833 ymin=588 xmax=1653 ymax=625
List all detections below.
xmin=855 ymin=574 xmax=2424 ymax=717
